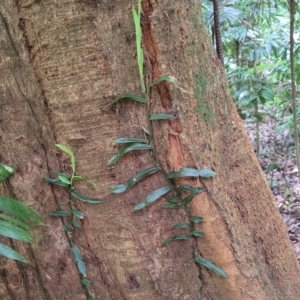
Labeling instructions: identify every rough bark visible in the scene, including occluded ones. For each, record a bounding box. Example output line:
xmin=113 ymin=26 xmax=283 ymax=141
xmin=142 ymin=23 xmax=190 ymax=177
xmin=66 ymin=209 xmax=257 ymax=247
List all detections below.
xmin=0 ymin=0 xmax=299 ymax=299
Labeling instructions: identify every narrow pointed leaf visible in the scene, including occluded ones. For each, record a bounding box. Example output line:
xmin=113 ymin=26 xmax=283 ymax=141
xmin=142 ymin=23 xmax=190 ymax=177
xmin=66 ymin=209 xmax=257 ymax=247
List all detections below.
xmin=82 ymin=279 xmax=91 ymax=286
xmin=149 ymin=114 xmax=176 ymax=120
xmin=0 ymin=195 xmax=43 ymax=225
xmin=56 ymin=144 xmax=75 ymax=173
xmin=168 ymin=168 xmax=201 ymax=178
xmin=167 ymin=196 xmax=181 ymax=203
xmin=191 ymin=230 xmax=204 ymax=237
xmin=58 ymin=174 xmax=72 ymax=185
xmin=114 ymin=137 xmax=147 ymax=144
xmin=173 ymin=234 xmax=190 ymax=240
xmin=70 ymin=220 xmax=81 ymax=228
xmin=78 ymin=260 xmax=86 ymax=277
xmin=145 ymin=185 xmax=172 ymax=205
xmin=177 ymin=184 xmax=197 ymax=193
xmin=0 ymin=163 xmax=16 ymax=183
xmin=172 ymin=223 xmax=190 ymax=229
xmin=43 ymin=177 xmax=69 ymax=187
xmin=0 ymin=214 xmax=31 ymax=231
xmin=110 ymin=184 xmax=127 ymax=194
xmin=194 ymin=256 xmax=228 ymax=278
xmin=108 ymin=143 xmax=152 ymax=165
xmin=71 ymin=209 xmax=85 ymax=219
xmin=133 ymin=202 xmax=146 ymax=211
xmin=0 ymin=242 xmax=28 ymax=263
xmin=0 ymin=220 xmax=33 ymax=243
xmin=71 ymin=243 xmax=82 ymax=262
xmin=190 ymin=216 xmax=204 ymax=224
xmin=198 ymin=169 xmax=217 ymax=177
xmin=149 ymin=75 xmax=178 ymax=88
xmin=111 ymin=167 xmax=159 ymax=194
xmin=72 ymin=176 xmax=97 ymax=188
xmin=63 ymin=225 xmax=72 ymax=232
xmin=70 ymin=190 xmax=104 ymax=203
xmin=112 ymin=94 xmax=147 ymax=104
xmin=49 ymin=210 xmax=71 ymax=217
xmin=162 ymin=236 xmax=175 ymax=247
xmin=162 ymin=203 xmax=180 ymax=209
xmin=127 ymin=167 xmax=159 ymax=190
xmin=183 ymin=193 xmax=196 ymax=206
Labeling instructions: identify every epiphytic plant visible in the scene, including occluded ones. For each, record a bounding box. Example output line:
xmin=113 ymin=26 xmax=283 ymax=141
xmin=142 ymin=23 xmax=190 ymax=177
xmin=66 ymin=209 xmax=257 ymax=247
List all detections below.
xmin=44 ymin=144 xmax=103 ymax=299
xmin=0 ymin=163 xmax=43 ymax=263
xmin=109 ymin=0 xmax=227 ymax=279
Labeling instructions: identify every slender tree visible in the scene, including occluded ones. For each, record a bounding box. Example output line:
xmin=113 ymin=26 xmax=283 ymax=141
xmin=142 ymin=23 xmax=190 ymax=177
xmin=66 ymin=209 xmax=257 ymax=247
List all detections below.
xmin=0 ymin=0 xmax=299 ymax=299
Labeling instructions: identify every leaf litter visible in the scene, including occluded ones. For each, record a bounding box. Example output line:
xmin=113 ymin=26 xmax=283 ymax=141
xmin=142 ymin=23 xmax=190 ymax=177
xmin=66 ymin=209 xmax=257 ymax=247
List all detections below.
xmin=245 ymin=116 xmax=300 ymax=265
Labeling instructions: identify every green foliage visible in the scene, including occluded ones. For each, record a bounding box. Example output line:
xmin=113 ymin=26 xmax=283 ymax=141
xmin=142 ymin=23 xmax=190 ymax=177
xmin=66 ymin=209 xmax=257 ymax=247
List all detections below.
xmin=0 ymin=163 xmax=43 ymax=263
xmin=202 ymin=0 xmax=300 ymax=126
xmin=108 ymin=2 xmax=227 ymax=280
xmin=44 ymin=144 xmax=104 ymax=294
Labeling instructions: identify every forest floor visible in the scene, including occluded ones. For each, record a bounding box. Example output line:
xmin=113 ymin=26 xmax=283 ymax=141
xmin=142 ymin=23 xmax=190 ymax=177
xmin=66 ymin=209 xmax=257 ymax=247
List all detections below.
xmin=245 ymin=118 xmax=300 ymax=265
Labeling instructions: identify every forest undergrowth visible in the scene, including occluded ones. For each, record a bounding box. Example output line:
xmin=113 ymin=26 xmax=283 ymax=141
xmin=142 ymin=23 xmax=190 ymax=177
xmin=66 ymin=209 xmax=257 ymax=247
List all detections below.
xmin=245 ymin=117 xmax=300 ymax=264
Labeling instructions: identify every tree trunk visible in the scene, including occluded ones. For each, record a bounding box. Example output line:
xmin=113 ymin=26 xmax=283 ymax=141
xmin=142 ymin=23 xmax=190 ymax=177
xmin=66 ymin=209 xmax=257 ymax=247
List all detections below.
xmin=0 ymin=0 xmax=299 ymax=299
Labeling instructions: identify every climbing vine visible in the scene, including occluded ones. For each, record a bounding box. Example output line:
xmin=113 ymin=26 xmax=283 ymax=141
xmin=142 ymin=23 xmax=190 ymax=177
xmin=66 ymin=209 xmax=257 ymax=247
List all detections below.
xmin=44 ymin=144 xmax=104 ymax=300
xmin=109 ymin=0 xmax=227 ymax=279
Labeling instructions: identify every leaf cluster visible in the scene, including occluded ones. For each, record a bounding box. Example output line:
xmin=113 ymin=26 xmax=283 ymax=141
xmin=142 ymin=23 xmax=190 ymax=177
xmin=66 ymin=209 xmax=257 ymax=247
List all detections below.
xmin=0 ymin=163 xmax=43 ymax=263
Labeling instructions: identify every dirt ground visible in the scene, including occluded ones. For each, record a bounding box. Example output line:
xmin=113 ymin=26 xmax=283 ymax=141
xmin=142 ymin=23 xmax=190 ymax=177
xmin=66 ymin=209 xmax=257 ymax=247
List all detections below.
xmin=245 ymin=118 xmax=300 ymax=265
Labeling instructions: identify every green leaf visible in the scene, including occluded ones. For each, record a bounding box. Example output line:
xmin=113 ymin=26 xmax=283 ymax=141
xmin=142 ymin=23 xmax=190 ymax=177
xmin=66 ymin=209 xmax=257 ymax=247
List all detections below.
xmin=126 ymin=167 xmax=159 ymax=190
xmin=190 ymin=216 xmax=204 ymax=224
xmin=58 ymin=174 xmax=72 ymax=185
xmin=71 ymin=209 xmax=85 ymax=219
xmin=191 ymin=230 xmax=204 ymax=237
xmin=0 ymin=163 xmax=16 ymax=183
xmin=78 ymin=260 xmax=87 ymax=277
xmin=162 ymin=236 xmax=175 ymax=247
xmin=72 ymin=176 xmax=96 ymax=188
xmin=0 ymin=214 xmax=32 ymax=231
xmin=167 ymin=196 xmax=181 ymax=203
xmin=109 ymin=184 xmax=127 ymax=194
xmin=182 ymin=193 xmax=196 ymax=206
xmin=133 ymin=202 xmax=146 ymax=211
xmin=56 ymin=144 xmax=75 ymax=174
xmin=194 ymin=256 xmax=228 ymax=278
xmin=112 ymin=94 xmax=147 ymax=104
xmin=198 ymin=169 xmax=217 ymax=177
xmin=0 ymin=195 xmax=43 ymax=225
xmin=149 ymin=75 xmax=178 ymax=88
xmin=0 ymin=220 xmax=33 ymax=243
xmin=71 ymin=243 xmax=82 ymax=262
xmin=144 ymin=185 xmax=172 ymax=205
xmin=173 ymin=234 xmax=190 ymax=240
xmin=70 ymin=220 xmax=81 ymax=228
xmin=172 ymin=223 xmax=190 ymax=229
xmin=162 ymin=203 xmax=180 ymax=209
xmin=110 ymin=167 xmax=159 ymax=194
xmin=108 ymin=143 xmax=152 ymax=165
xmin=43 ymin=177 xmax=69 ymax=188
xmin=82 ymin=279 xmax=91 ymax=286
xmin=63 ymin=225 xmax=72 ymax=232
xmin=0 ymin=242 xmax=28 ymax=263
xmin=177 ymin=184 xmax=197 ymax=193
xmin=70 ymin=190 xmax=104 ymax=204
xmin=114 ymin=137 xmax=147 ymax=144
xmin=168 ymin=168 xmax=200 ymax=178
xmin=168 ymin=168 xmax=217 ymax=178
xmin=149 ymin=114 xmax=176 ymax=120
xmin=49 ymin=210 xmax=71 ymax=217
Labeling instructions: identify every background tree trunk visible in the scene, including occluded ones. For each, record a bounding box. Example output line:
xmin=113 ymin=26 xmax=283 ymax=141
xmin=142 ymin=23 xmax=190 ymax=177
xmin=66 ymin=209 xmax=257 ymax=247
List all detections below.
xmin=0 ymin=0 xmax=299 ymax=299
